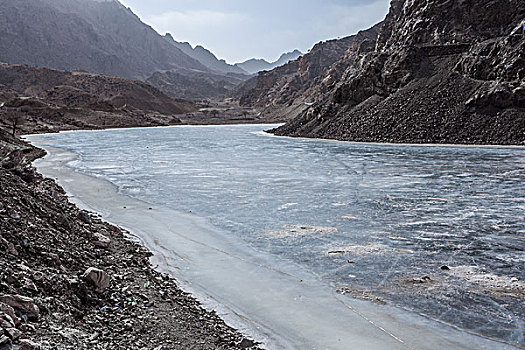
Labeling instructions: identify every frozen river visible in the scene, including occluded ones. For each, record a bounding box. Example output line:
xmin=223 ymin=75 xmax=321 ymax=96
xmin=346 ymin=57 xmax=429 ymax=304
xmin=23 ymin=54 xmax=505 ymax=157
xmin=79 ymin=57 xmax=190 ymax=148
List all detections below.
xmin=27 ymin=124 xmax=525 ymax=349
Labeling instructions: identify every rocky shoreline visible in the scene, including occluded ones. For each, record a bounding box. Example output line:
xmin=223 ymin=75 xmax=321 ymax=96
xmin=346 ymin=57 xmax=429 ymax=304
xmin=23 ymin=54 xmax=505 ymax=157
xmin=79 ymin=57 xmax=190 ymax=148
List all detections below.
xmin=0 ymin=129 xmax=260 ymax=349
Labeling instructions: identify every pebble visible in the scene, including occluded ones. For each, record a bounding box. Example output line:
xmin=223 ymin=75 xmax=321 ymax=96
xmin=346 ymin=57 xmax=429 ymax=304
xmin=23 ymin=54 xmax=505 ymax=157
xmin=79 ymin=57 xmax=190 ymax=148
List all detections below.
xmin=19 ymin=339 xmax=42 ymax=350
xmin=93 ymin=233 xmax=111 ymax=248
xmin=77 ymin=211 xmax=91 ymax=224
xmin=6 ymin=328 xmax=22 ymax=340
xmin=0 ymin=335 xmax=10 ymax=345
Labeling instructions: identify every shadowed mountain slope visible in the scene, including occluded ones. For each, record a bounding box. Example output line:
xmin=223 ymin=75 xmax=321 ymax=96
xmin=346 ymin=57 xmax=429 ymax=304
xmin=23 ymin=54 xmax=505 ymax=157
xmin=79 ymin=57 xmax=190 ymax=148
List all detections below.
xmin=0 ymin=0 xmax=207 ymax=80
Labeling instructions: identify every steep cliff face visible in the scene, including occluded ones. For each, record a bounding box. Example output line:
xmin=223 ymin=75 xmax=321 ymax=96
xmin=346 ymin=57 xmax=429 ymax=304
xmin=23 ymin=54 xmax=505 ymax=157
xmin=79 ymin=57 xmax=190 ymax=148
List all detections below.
xmin=381 ymin=0 xmax=521 ymax=49
xmin=243 ymin=0 xmax=525 ymax=144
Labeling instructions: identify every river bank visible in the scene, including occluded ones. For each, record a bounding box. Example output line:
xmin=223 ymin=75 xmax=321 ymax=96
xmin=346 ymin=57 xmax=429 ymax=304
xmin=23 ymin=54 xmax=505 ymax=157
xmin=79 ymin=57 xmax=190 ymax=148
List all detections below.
xmin=0 ymin=129 xmax=260 ymax=349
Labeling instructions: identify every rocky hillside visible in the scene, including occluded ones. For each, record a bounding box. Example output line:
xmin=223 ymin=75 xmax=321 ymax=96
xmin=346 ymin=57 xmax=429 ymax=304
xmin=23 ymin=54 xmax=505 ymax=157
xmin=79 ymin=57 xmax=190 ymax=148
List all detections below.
xmin=147 ymin=69 xmax=250 ymax=101
xmin=235 ymin=27 xmax=379 ymax=119
xmin=0 ymin=63 xmax=195 ymax=133
xmin=241 ymin=0 xmax=525 ymax=145
xmin=234 ymin=50 xmax=303 ymax=75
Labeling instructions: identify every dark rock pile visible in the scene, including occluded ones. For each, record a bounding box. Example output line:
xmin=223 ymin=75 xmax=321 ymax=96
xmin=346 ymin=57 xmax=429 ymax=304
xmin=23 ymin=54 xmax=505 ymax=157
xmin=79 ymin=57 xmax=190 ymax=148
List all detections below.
xmin=0 ymin=132 xmax=259 ymax=349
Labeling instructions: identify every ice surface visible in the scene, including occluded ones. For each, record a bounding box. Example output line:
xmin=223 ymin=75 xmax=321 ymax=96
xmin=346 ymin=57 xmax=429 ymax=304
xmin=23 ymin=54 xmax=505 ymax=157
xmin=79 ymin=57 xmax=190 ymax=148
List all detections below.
xmin=26 ymin=125 xmax=525 ymax=348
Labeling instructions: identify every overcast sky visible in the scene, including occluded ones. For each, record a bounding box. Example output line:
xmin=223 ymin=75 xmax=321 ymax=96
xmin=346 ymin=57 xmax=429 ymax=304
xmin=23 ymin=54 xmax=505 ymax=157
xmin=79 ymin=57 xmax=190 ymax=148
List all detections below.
xmin=119 ymin=0 xmax=390 ymax=64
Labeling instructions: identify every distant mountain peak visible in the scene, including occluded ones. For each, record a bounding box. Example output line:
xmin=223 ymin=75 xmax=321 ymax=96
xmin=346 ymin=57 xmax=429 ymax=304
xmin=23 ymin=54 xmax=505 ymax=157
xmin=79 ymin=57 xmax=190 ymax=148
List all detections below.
xmin=280 ymin=49 xmax=302 ymax=57
xmin=234 ymin=50 xmax=303 ymax=75
xmin=275 ymin=49 xmax=303 ymax=65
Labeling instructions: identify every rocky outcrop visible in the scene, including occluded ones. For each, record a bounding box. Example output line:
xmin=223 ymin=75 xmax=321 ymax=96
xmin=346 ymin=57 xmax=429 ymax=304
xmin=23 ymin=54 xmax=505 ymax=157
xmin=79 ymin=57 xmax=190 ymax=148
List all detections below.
xmin=242 ymin=0 xmax=525 ymax=145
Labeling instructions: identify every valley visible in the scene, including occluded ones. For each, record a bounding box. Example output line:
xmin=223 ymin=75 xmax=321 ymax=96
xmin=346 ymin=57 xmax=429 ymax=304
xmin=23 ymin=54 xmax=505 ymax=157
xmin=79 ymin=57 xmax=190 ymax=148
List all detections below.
xmin=0 ymin=0 xmax=523 ymax=349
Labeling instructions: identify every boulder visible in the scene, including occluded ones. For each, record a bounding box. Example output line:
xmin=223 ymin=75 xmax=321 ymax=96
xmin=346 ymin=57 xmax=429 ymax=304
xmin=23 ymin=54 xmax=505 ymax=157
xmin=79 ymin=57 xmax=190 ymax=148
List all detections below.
xmin=93 ymin=233 xmax=111 ymax=248
xmin=77 ymin=211 xmax=91 ymax=224
xmin=82 ymin=267 xmax=110 ymax=291
xmin=239 ymin=338 xmax=256 ymax=349
xmin=7 ymin=242 xmax=18 ymax=256
xmin=0 ymin=237 xmax=18 ymax=256
xmin=0 ymin=295 xmax=39 ymax=319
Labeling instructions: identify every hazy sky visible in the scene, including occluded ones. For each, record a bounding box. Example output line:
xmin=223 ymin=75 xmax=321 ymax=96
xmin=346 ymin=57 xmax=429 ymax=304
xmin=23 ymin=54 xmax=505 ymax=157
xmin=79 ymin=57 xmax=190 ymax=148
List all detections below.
xmin=118 ymin=0 xmax=390 ymax=64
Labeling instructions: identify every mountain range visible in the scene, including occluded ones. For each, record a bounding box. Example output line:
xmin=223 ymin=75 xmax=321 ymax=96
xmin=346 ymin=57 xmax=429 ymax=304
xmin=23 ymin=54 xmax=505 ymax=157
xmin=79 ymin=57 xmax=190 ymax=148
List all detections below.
xmin=0 ymin=0 xmax=522 ymax=144
xmin=163 ymin=34 xmax=248 ymax=75
xmin=235 ymin=50 xmax=303 ymax=74
xmin=0 ymin=0 xmax=205 ymax=80
xmin=0 ymin=0 xmax=261 ymax=99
